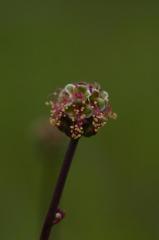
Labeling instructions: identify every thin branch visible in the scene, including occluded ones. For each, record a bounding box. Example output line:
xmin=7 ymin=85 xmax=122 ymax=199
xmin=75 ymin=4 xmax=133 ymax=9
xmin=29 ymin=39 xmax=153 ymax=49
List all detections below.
xmin=40 ymin=138 xmax=79 ymax=240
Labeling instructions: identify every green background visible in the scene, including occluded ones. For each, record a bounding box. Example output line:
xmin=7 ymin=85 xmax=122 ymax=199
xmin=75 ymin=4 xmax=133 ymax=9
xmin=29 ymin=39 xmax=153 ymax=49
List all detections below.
xmin=1 ymin=0 xmax=159 ymax=239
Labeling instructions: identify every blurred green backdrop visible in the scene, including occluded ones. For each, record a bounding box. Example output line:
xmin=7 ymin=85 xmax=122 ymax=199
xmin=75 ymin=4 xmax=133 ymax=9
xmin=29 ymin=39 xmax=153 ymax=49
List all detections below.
xmin=1 ymin=0 xmax=159 ymax=239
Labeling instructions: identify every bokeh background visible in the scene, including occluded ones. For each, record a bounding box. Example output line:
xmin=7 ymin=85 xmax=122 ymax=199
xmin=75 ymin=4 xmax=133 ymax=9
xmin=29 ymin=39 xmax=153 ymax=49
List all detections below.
xmin=1 ymin=0 xmax=159 ymax=239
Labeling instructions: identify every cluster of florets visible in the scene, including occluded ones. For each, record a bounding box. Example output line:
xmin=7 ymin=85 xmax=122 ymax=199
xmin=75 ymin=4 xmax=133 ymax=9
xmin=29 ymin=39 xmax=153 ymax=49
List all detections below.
xmin=47 ymin=82 xmax=116 ymax=139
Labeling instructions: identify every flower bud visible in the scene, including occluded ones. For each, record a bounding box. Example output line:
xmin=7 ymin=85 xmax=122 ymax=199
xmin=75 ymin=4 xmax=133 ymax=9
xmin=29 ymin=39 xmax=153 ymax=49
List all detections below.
xmin=47 ymin=82 xmax=116 ymax=139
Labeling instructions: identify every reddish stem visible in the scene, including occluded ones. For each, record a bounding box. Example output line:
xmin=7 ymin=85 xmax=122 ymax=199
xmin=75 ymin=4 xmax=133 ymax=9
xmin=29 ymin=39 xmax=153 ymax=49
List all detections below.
xmin=40 ymin=138 xmax=79 ymax=240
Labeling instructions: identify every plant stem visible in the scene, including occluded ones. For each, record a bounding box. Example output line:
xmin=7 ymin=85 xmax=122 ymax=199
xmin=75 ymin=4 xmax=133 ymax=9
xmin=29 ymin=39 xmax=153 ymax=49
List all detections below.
xmin=40 ymin=138 xmax=79 ymax=240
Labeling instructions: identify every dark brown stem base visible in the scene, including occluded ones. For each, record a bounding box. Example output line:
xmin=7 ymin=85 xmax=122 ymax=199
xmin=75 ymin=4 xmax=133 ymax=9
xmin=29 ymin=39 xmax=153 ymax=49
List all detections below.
xmin=40 ymin=138 xmax=79 ymax=240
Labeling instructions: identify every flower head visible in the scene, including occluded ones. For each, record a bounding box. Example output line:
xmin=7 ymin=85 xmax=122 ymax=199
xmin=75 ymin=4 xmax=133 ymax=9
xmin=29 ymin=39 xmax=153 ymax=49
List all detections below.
xmin=47 ymin=82 xmax=116 ymax=139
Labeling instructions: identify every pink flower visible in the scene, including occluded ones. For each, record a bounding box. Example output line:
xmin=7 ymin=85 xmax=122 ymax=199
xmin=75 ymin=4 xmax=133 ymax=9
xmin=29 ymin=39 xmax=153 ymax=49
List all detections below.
xmin=47 ymin=82 xmax=117 ymax=139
